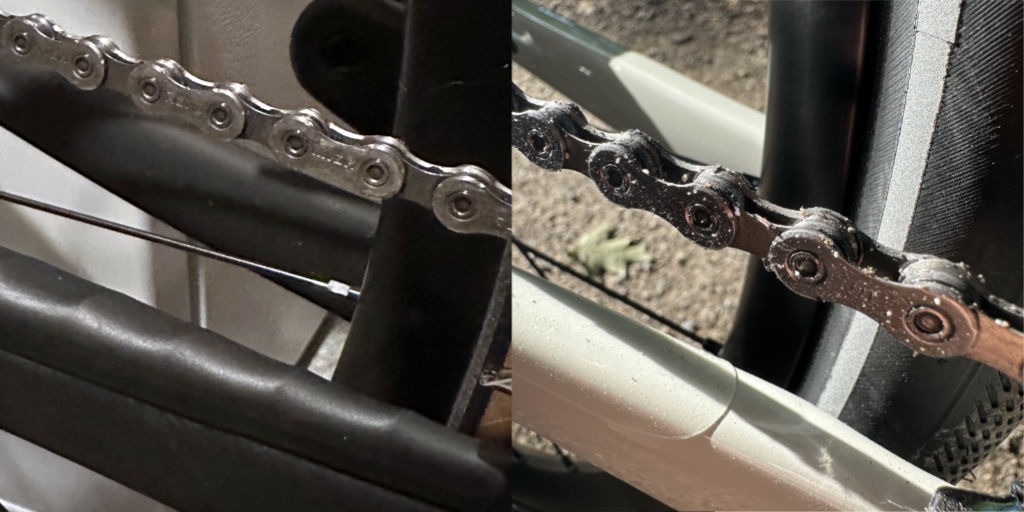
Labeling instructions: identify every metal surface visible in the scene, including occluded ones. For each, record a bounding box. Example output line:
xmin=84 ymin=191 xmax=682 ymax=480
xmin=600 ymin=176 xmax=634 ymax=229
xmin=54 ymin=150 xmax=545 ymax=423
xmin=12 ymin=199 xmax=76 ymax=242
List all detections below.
xmin=513 ymin=86 xmax=1024 ymax=381
xmin=0 ymin=188 xmax=360 ymax=300
xmin=512 ymin=269 xmax=945 ymax=511
xmin=479 ymin=368 xmax=512 ymax=395
xmin=0 ymin=10 xmax=510 ymax=239
xmin=511 ymin=0 xmax=765 ymax=174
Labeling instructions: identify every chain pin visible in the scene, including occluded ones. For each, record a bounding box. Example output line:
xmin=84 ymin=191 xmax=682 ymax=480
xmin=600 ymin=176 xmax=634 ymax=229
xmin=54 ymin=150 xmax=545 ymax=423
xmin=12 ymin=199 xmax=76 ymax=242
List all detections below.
xmin=601 ymin=163 xmax=627 ymax=192
xmin=72 ymin=54 xmax=93 ymax=78
xmin=906 ymin=306 xmax=954 ymax=342
xmin=11 ymin=32 xmax=30 ymax=55
xmin=786 ymin=250 xmax=824 ymax=283
xmin=283 ymin=131 xmax=308 ymax=157
xmin=527 ymin=129 xmax=552 ymax=158
xmin=362 ymin=162 xmax=390 ymax=187
xmin=448 ymin=192 xmax=476 ymax=219
xmin=208 ymin=103 xmax=232 ymax=130
xmin=685 ymin=203 xmax=718 ymax=233
xmin=139 ymin=78 xmax=161 ymax=103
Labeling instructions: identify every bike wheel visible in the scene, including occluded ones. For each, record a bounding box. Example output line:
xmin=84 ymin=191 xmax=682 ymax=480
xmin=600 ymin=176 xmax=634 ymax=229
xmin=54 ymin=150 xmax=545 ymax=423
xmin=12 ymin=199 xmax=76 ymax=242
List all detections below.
xmin=778 ymin=0 xmax=1024 ymax=482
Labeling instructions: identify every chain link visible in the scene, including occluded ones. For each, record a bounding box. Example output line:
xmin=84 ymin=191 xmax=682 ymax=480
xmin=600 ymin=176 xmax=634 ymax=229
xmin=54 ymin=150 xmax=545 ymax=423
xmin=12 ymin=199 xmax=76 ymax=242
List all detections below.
xmin=2 ymin=10 xmax=1019 ymax=380
xmin=0 ymin=12 xmax=510 ymax=239
xmin=513 ymin=85 xmax=1023 ymax=381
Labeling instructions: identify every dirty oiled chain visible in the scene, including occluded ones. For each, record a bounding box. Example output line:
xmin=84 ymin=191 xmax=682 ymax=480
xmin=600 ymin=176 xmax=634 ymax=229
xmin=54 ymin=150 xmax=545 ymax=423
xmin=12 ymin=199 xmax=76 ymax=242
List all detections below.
xmin=512 ymin=85 xmax=1024 ymax=381
xmin=0 ymin=12 xmax=510 ymax=239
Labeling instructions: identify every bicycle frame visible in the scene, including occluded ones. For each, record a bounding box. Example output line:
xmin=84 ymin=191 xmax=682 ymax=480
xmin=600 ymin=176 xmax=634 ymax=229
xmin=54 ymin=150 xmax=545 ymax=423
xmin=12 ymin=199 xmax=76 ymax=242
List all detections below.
xmin=512 ymin=269 xmax=944 ymax=510
xmin=512 ymin=0 xmax=872 ymax=389
xmin=512 ymin=0 xmax=765 ymax=176
xmin=0 ymin=0 xmax=1015 ymax=510
xmin=509 ymin=1 xmax=962 ymax=509
xmin=0 ymin=0 xmax=510 ymax=510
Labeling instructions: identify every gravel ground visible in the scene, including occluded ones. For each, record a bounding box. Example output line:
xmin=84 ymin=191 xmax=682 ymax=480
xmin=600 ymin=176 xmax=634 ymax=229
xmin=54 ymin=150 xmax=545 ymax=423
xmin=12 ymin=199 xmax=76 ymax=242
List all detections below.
xmin=512 ymin=0 xmax=1020 ymax=497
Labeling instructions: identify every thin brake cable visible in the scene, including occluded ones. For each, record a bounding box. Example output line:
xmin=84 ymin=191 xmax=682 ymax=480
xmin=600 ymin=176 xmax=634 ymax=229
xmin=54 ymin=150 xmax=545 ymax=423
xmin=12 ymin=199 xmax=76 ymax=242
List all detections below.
xmin=512 ymin=236 xmax=722 ymax=353
xmin=0 ymin=189 xmax=360 ymax=300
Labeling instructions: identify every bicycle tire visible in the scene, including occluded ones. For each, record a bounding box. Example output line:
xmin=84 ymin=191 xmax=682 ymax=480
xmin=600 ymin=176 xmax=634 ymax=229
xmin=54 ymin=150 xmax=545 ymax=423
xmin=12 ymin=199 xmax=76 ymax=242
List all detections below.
xmin=791 ymin=0 xmax=1023 ymax=482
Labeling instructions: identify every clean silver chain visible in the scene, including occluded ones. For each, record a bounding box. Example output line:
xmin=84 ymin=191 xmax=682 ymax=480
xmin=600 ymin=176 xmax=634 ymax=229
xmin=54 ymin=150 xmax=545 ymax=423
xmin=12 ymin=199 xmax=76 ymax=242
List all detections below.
xmin=0 ymin=11 xmax=510 ymax=239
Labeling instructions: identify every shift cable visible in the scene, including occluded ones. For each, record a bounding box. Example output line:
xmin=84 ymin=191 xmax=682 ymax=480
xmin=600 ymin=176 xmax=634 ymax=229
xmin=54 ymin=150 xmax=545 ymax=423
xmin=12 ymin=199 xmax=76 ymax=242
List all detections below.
xmin=0 ymin=188 xmax=360 ymax=300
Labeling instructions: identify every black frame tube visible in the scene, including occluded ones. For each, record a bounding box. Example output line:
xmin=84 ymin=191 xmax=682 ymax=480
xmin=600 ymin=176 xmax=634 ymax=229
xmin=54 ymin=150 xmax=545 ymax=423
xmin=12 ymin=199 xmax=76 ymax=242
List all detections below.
xmin=334 ymin=0 xmax=512 ymax=433
xmin=0 ymin=68 xmax=377 ymax=319
xmin=722 ymin=1 xmax=870 ymax=386
xmin=0 ymin=245 xmax=507 ymax=511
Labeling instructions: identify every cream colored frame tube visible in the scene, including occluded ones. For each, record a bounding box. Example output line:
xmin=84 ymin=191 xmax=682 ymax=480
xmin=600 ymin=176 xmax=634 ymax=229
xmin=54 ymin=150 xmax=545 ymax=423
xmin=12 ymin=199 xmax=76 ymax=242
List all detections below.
xmin=608 ymin=51 xmax=765 ymax=175
xmin=512 ymin=269 xmax=944 ymax=511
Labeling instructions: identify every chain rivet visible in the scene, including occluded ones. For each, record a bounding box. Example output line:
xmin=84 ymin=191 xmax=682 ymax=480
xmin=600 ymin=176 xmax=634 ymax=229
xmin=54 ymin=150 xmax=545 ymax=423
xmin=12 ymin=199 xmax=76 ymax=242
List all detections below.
xmin=786 ymin=250 xmax=824 ymax=283
xmin=72 ymin=54 xmax=93 ymax=78
xmin=527 ymin=129 xmax=551 ymax=158
xmin=0 ymin=13 xmax=501 ymax=238
xmin=11 ymin=32 xmax=30 ymax=55
xmin=208 ymin=103 xmax=232 ymax=130
xmin=601 ymin=164 xmax=627 ymax=192
xmin=363 ymin=162 xmax=390 ymax=187
xmin=685 ymin=203 xmax=717 ymax=233
xmin=906 ymin=306 xmax=954 ymax=342
xmin=448 ymin=192 xmax=475 ymax=219
xmin=515 ymin=88 xmax=1013 ymax=367
xmin=139 ymin=78 xmax=161 ymax=103
xmin=283 ymin=131 xmax=308 ymax=157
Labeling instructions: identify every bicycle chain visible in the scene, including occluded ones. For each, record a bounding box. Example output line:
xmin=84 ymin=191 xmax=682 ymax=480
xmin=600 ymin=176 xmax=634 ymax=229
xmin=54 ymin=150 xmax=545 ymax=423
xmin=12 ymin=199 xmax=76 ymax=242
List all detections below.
xmin=0 ymin=12 xmax=510 ymax=239
xmin=512 ymin=85 xmax=1024 ymax=382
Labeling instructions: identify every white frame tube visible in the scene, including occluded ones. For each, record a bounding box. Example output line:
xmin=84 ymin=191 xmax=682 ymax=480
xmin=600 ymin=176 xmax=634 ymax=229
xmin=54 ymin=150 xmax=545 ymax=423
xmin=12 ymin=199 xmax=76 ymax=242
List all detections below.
xmin=512 ymin=269 xmax=944 ymax=511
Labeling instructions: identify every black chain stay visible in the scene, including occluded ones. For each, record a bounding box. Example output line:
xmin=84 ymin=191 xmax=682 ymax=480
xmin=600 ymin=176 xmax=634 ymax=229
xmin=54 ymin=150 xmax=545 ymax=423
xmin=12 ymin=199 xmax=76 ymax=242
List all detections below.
xmin=512 ymin=85 xmax=1024 ymax=381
